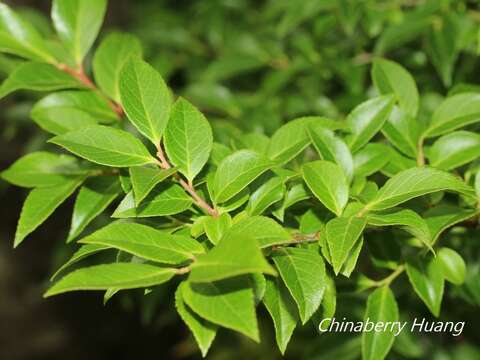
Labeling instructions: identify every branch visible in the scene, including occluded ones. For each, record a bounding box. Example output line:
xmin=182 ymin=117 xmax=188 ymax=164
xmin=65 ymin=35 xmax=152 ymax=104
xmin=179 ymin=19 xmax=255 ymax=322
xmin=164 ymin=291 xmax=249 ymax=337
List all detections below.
xmin=416 ymin=136 xmax=425 ymax=166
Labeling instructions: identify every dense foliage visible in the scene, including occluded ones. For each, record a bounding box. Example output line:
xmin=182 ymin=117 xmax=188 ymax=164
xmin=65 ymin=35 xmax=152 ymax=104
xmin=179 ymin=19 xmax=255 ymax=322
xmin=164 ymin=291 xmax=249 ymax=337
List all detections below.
xmin=1 ymin=0 xmax=480 ymax=359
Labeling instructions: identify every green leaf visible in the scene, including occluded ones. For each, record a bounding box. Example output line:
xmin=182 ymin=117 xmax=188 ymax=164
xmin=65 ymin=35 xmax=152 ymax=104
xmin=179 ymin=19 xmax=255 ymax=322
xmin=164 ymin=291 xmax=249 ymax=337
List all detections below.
xmin=164 ymin=98 xmax=213 ymax=182
xmin=0 ymin=3 xmax=56 ymax=62
xmin=67 ymin=176 xmax=122 ymax=242
xmin=381 ymin=107 xmax=421 ymax=158
xmin=475 ymin=171 xmax=480 ymax=199
xmin=315 ymin=273 xmax=336 ymax=329
xmin=424 ymin=93 xmax=480 ymax=138
xmin=272 ymin=247 xmax=326 ymax=324
xmin=263 ymin=276 xmax=297 ymax=354
xmin=247 ymin=177 xmax=285 ymax=216
xmin=272 ymin=183 xmax=310 ymax=221
xmin=267 ymin=117 xmax=311 ymax=164
xmin=119 ymin=58 xmax=172 ymax=145
xmin=1 ymin=151 xmax=85 ymax=187
xmin=437 ymin=247 xmax=466 ymax=285
xmin=212 ymin=150 xmax=273 ymax=203
xmin=93 ymin=32 xmax=142 ymax=102
xmin=31 ymin=105 xmax=98 ymax=135
xmin=175 ymin=283 xmax=217 ymax=358
xmin=325 ymin=216 xmax=366 ymax=274
xmin=424 ymin=205 xmax=478 ymax=245
xmin=182 ymin=277 xmax=259 ymax=341
xmin=353 ymin=143 xmax=391 ymax=178
xmin=362 ymin=286 xmax=399 ymax=360
xmin=52 ymin=0 xmax=107 ymax=64
xmin=346 ymin=95 xmax=395 ymax=153
xmin=222 ymin=216 xmax=291 ymax=248
xmin=372 ymin=58 xmax=419 ymax=117
xmin=44 ymin=263 xmax=176 ymax=297
xmin=341 ymin=236 xmax=364 ymax=277
xmin=428 ymin=131 xmax=480 ymax=170
xmin=302 ymin=160 xmax=349 ymax=216
xmin=112 ymin=184 xmax=192 ymax=218
xmin=365 ymin=167 xmax=475 ymax=211
xmin=50 ymin=125 xmax=156 ymax=167
xmin=204 ymin=213 xmax=232 ymax=245
xmin=0 ymin=62 xmax=81 ymax=99
xmin=189 ymin=234 xmax=275 ymax=282
xmin=15 ymin=176 xmax=86 ymax=247
xmin=129 ymin=166 xmax=176 ymax=206
xmin=406 ymin=256 xmax=444 ymax=316
xmin=308 ymin=125 xmax=354 ymax=181
xmin=80 ymin=222 xmax=204 ymax=264
xmin=51 ymin=243 xmax=110 ymax=280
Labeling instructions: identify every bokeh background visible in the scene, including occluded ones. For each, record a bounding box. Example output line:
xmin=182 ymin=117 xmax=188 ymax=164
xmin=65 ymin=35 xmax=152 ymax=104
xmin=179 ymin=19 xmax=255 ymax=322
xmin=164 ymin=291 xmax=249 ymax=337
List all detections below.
xmin=1 ymin=0 xmax=480 ymax=359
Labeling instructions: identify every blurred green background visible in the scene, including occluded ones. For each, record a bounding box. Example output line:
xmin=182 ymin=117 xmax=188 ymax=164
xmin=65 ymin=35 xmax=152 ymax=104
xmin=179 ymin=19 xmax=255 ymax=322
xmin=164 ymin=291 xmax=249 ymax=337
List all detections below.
xmin=1 ymin=0 xmax=480 ymax=359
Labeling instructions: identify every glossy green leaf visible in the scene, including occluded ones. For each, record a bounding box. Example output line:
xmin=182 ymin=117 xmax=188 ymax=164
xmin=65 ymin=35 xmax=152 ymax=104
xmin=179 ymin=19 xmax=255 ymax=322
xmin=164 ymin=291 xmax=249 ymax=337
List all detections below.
xmin=119 ymin=58 xmax=172 ymax=144
xmin=346 ymin=95 xmax=395 ymax=153
xmin=428 ymin=131 xmax=480 ymax=170
xmin=267 ymin=117 xmax=311 ymax=164
xmin=31 ymin=105 xmax=98 ymax=135
xmin=381 ymin=107 xmax=421 ymax=158
xmin=129 ymin=166 xmax=176 ymax=206
xmin=212 ymin=150 xmax=273 ymax=203
xmin=52 ymin=0 xmax=107 ymax=64
xmin=67 ymin=176 xmax=122 ymax=242
xmin=372 ymin=58 xmax=419 ymax=116
xmin=164 ymin=98 xmax=213 ymax=182
xmin=302 ymin=160 xmax=349 ymax=216
xmin=341 ymin=236 xmax=364 ymax=277
xmin=272 ymin=247 xmax=326 ymax=324
xmin=406 ymin=257 xmax=444 ymax=317
xmin=247 ymin=177 xmax=285 ymax=216
xmin=50 ymin=125 xmax=156 ymax=167
xmin=325 ymin=216 xmax=366 ymax=275
xmin=424 ymin=205 xmax=478 ymax=244
xmin=263 ymin=276 xmax=297 ymax=354
xmin=204 ymin=213 xmax=232 ymax=245
xmin=353 ymin=143 xmax=391 ymax=178
xmin=45 ymin=263 xmax=176 ymax=297
xmin=80 ymin=222 xmax=204 ymax=264
xmin=182 ymin=277 xmax=259 ymax=341
xmin=15 ymin=176 xmax=86 ymax=247
xmin=93 ymin=32 xmax=142 ymax=102
xmin=437 ymin=247 xmax=466 ymax=285
xmin=362 ymin=286 xmax=399 ymax=360
xmin=190 ymin=234 xmax=275 ymax=282
xmin=365 ymin=167 xmax=475 ymax=211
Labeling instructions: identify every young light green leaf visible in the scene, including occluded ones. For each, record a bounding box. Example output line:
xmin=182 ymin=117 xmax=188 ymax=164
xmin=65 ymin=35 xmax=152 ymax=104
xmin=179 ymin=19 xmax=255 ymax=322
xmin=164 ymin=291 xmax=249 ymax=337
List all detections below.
xmin=51 ymin=0 xmax=107 ymax=64
xmin=31 ymin=105 xmax=98 ymax=135
xmin=189 ymin=234 xmax=275 ymax=282
xmin=0 ymin=3 xmax=56 ymax=62
xmin=325 ymin=216 xmax=366 ymax=275
xmin=365 ymin=167 xmax=475 ymax=211
xmin=353 ymin=143 xmax=391 ymax=178
xmin=203 ymin=213 xmax=232 ymax=245
xmin=381 ymin=107 xmax=421 ymax=158
xmin=437 ymin=247 xmax=466 ymax=285
xmin=80 ymin=222 xmax=204 ymax=264
xmin=212 ymin=150 xmax=273 ymax=203
xmin=51 ymin=243 xmax=110 ymax=280
xmin=15 ymin=176 xmax=86 ymax=247
xmin=362 ymin=286 xmax=399 ymax=360
xmin=372 ymin=58 xmax=419 ymax=117
xmin=67 ymin=176 xmax=122 ymax=242
xmin=164 ymin=98 xmax=213 ymax=182
xmin=247 ymin=177 xmax=285 ymax=216
xmin=129 ymin=166 xmax=176 ymax=206
xmin=340 ymin=236 xmax=364 ymax=277
xmin=50 ymin=125 xmax=156 ymax=167
xmin=112 ymin=184 xmax=192 ymax=218
xmin=272 ymin=183 xmax=310 ymax=222
xmin=272 ymin=247 xmax=326 ymax=324
xmin=302 ymin=160 xmax=349 ymax=216
xmin=175 ymin=283 xmax=217 ymax=358
xmin=267 ymin=117 xmax=312 ymax=164
xmin=428 ymin=131 xmax=480 ymax=170
xmin=424 ymin=93 xmax=480 ymax=138
xmin=0 ymin=62 xmax=81 ymax=99
xmin=308 ymin=125 xmax=354 ymax=181
xmin=119 ymin=58 xmax=172 ymax=144
xmin=346 ymin=95 xmax=395 ymax=153
xmin=1 ymin=152 xmax=85 ymax=187
xmin=222 ymin=216 xmax=291 ymax=248
xmin=263 ymin=277 xmax=297 ymax=355
xmin=44 ymin=263 xmax=176 ymax=297
xmin=182 ymin=277 xmax=259 ymax=341
xmin=406 ymin=257 xmax=444 ymax=317
xmin=93 ymin=32 xmax=142 ymax=102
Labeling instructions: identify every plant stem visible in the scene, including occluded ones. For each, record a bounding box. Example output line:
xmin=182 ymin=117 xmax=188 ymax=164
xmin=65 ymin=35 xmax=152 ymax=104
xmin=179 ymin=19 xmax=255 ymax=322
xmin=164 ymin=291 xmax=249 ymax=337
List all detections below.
xmin=156 ymin=144 xmax=219 ymax=217
xmin=374 ymin=264 xmax=405 ymax=287
xmin=416 ymin=136 xmax=425 ymax=166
